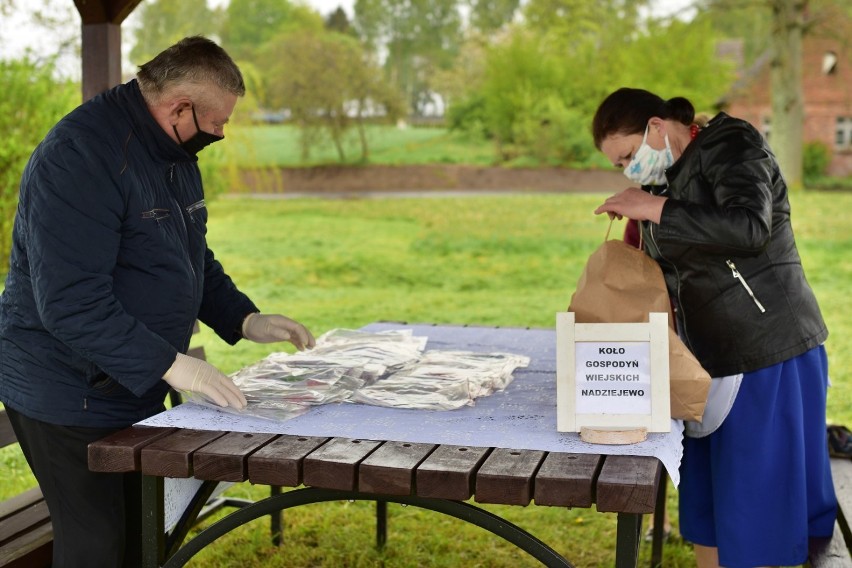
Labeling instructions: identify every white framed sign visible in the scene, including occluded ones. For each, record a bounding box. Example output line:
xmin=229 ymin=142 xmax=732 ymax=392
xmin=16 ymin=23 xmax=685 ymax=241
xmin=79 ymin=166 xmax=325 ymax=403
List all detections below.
xmin=556 ymin=312 xmax=670 ymax=441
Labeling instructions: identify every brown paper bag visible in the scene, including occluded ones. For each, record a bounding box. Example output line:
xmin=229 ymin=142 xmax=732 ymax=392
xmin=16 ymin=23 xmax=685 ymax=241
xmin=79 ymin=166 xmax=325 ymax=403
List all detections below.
xmin=567 ymin=238 xmax=710 ymax=422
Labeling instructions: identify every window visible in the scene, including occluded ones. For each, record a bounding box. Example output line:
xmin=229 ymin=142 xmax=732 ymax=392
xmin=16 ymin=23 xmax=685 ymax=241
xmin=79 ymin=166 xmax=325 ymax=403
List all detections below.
xmin=823 ymin=51 xmax=838 ymax=75
xmin=762 ymin=117 xmax=771 ymax=142
xmin=837 ymin=117 xmax=852 ymax=149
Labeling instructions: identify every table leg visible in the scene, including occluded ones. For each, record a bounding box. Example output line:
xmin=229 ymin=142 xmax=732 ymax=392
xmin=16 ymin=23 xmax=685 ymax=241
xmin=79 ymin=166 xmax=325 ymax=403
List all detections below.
xmin=376 ymin=500 xmax=388 ymax=548
xmin=651 ymin=478 xmax=667 ymax=567
xmin=615 ymin=512 xmax=642 ymax=568
xmin=270 ymin=485 xmax=283 ymax=546
xmin=160 ymin=488 xmax=574 ymax=568
xmin=141 ymin=474 xmax=165 ymax=568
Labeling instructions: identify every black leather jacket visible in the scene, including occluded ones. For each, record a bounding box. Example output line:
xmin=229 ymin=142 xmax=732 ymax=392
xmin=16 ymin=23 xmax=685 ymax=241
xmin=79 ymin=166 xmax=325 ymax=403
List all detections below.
xmin=640 ymin=113 xmax=827 ymax=377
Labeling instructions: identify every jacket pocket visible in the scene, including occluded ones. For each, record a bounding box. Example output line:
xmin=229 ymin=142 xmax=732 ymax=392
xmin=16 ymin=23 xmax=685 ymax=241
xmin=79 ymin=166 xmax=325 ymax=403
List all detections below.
xmin=88 ymin=373 xmax=122 ymax=395
xmin=725 ymin=259 xmax=766 ymax=313
xmin=185 ymin=200 xmax=208 ymax=236
xmin=141 ymin=208 xmax=171 ymax=229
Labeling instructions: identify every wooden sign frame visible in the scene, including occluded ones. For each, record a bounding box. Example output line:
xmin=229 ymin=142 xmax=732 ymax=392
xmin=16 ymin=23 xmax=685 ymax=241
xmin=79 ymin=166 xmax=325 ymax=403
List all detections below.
xmin=556 ymin=312 xmax=670 ymax=443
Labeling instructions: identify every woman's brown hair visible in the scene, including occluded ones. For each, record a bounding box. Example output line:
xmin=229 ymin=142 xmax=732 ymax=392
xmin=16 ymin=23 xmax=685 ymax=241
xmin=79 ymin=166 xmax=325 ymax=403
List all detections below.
xmin=592 ymin=88 xmax=695 ymax=149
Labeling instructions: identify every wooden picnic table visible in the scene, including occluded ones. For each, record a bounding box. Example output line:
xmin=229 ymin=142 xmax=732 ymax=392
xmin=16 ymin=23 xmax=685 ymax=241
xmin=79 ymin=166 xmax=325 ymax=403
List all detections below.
xmin=87 ymin=323 xmax=668 ymax=567
xmin=88 ymin=425 xmax=662 ymax=567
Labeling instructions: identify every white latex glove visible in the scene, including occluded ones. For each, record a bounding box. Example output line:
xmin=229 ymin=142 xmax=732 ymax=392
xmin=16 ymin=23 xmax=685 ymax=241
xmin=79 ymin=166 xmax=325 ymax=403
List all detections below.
xmin=241 ymin=312 xmax=316 ymax=350
xmin=163 ymin=353 xmax=247 ymax=410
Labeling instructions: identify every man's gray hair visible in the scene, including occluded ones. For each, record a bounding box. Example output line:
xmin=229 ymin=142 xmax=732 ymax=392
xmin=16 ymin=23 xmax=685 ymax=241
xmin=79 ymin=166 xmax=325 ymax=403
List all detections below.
xmin=137 ymin=36 xmax=245 ymax=108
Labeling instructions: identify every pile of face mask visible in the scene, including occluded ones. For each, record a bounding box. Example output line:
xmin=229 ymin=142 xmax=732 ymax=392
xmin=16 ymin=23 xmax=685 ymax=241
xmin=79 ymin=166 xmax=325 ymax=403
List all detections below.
xmin=279 ymin=328 xmax=428 ymax=376
xmin=350 ymin=350 xmax=530 ymax=411
xmin=189 ymin=329 xmax=530 ymax=421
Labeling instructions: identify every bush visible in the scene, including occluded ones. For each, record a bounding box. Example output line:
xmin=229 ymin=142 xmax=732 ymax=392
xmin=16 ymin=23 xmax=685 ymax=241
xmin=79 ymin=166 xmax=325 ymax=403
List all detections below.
xmin=448 ymin=17 xmax=734 ymax=169
xmin=446 ymin=94 xmax=489 ymax=138
xmin=803 ymin=141 xmax=832 ymax=180
xmin=0 ymin=58 xmax=77 ymax=274
xmin=509 ymin=94 xmax=595 ymax=166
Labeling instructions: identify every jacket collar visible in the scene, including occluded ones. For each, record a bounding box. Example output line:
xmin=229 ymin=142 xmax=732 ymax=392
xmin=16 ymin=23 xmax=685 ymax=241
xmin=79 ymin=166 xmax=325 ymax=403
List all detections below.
xmin=664 ymin=112 xmax=727 ymax=181
xmin=119 ymin=79 xmax=197 ymax=163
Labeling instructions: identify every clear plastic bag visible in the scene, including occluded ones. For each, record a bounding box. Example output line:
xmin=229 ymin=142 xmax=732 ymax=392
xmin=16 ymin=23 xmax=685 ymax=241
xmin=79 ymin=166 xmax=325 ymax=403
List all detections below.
xmin=349 ymin=350 xmax=530 ymax=410
xmin=235 ymin=365 xmax=372 ymax=405
xmin=350 ymin=376 xmax=474 ymax=410
xmin=394 ymin=350 xmax=531 ymax=397
xmin=281 ymin=328 xmax=427 ymax=372
xmin=184 ymin=365 xmax=372 ymax=422
xmin=189 ymin=329 xmax=530 ymax=421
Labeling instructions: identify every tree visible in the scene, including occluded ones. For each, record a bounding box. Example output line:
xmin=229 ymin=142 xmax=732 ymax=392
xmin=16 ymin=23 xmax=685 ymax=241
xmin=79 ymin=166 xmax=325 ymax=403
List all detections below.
xmin=697 ymin=0 xmax=825 ymax=188
xmin=768 ymin=0 xmax=806 ymax=188
xmin=353 ymin=0 xmax=462 ymax=115
xmin=692 ymin=0 xmax=772 ymax=64
xmin=0 ymin=0 xmax=80 ymax=80
xmin=520 ymin=0 xmax=654 ymax=107
xmin=619 ymin=18 xmax=737 ymax=112
xmin=523 ymin=0 xmax=650 ymax=44
xmin=325 ymin=6 xmax=354 ymax=35
xmin=0 ymin=57 xmax=77 ymax=273
xmin=766 ymin=0 xmax=852 ymax=187
xmin=466 ymin=0 xmax=520 ymax=33
xmin=220 ymin=0 xmax=324 ymax=61
xmin=448 ymin=1 xmax=735 ymax=166
xmin=260 ymin=31 xmax=403 ymax=162
xmin=128 ymin=0 xmax=220 ymax=65
xmin=431 ymin=33 xmax=488 ymax=125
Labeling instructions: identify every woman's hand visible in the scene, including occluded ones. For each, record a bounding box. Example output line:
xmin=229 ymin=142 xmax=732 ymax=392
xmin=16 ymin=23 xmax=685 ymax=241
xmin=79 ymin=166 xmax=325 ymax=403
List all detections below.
xmin=594 ymin=187 xmax=667 ymax=224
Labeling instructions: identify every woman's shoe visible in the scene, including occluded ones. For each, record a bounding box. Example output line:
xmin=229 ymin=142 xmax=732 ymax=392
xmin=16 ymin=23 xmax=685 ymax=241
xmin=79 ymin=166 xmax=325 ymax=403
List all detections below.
xmin=828 ymin=425 xmax=852 ymax=458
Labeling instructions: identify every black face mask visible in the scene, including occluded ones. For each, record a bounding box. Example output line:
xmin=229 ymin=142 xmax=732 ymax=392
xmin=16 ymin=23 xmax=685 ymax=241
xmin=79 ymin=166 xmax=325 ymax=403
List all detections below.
xmin=173 ymin=106 xmax=223 ymax=155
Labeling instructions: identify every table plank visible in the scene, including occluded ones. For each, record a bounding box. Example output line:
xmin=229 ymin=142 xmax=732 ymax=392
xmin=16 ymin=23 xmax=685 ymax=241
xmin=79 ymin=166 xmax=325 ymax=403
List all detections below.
xmin=192 ymin=432 xmax=278 ymax=482
xmin=303 ymin=438 xmax=382 ymax=491
xmin=534 ymin=453 xmax=602 ymax=508
xmin=140 ymin=429 xmax=225 ymax=478
xmin=475 ymin=448 xmax=545 ymax=506
xmin=248 ymin=435 xmax=330 ymax=487
xmin=595 ymin=455 xmax=661 ymax=514
xmin=416 ymin=445 xmax=491 ymax=500
xmin=359 ymin=441 xmax=437 ymax=496
xmin=88 ymin=426 xmax=175 ymax=473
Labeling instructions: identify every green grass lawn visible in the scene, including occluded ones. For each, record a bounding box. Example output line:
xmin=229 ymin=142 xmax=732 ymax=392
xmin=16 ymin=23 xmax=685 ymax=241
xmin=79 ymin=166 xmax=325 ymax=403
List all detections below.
xmin=1 ymin=190 xmax=849 ymax=567
xmin=229 ymin=124 xmax=499 ymax=168
xmin=180 ymin=190 xmax=850 ymax=567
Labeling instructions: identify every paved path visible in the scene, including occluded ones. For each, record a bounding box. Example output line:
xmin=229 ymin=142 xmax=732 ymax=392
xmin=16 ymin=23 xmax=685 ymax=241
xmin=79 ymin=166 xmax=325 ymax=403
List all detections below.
xmin=226 ymin=187 xmax=616 ymax=200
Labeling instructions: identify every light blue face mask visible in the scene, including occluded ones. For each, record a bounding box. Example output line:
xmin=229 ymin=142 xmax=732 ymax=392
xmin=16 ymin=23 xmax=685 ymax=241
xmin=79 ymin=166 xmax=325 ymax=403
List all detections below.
xmin=623 ymin=124 xmax=674 ymax=186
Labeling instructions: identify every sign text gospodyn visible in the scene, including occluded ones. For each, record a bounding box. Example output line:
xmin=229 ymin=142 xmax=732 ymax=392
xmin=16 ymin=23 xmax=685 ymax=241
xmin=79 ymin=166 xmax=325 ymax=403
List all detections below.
xmin=575 ymin=342 xmax=651 ymax=415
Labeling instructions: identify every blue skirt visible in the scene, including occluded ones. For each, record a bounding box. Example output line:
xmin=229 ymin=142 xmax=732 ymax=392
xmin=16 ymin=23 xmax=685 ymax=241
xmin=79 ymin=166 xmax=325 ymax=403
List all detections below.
xmin=678 ymin=345 xmax=836 ymax=567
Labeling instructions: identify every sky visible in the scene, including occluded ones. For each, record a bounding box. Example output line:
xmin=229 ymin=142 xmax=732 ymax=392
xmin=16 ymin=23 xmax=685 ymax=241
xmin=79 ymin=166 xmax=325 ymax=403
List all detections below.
xmin=0 ymin=0 xmax=695 ymax=79
xmin=306 ymin=0 xmax=354 ymax=17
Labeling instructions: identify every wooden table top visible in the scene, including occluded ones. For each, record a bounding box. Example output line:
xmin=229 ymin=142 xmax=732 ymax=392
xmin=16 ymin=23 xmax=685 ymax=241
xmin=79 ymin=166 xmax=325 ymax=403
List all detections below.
xmin=88 ymin=424 xmax=662 ymax=515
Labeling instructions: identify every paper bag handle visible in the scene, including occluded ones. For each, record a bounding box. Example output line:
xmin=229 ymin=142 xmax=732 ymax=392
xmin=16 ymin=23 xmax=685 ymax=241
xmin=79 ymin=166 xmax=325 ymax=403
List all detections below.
xmin=605 ymin=218 xmax=645 ymax=251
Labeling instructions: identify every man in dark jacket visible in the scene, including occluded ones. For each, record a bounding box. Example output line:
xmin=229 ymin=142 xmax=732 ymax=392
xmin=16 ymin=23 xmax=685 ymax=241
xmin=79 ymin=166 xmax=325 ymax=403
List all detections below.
xmin=0 ymin=36 xmax=315 ymax=567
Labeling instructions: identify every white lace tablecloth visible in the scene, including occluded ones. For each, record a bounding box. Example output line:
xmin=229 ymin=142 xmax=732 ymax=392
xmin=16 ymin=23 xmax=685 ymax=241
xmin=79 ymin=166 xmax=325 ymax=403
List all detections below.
xmin=140 ymin=322 xmax=684 ymax=485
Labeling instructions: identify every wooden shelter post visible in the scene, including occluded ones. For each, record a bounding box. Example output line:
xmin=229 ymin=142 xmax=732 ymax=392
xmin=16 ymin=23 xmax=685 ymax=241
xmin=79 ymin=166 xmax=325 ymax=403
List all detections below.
xmin=81 ymin=23 xmax=122 ymax=102
xmin=74 ymin=0 xmax=143 ymax=101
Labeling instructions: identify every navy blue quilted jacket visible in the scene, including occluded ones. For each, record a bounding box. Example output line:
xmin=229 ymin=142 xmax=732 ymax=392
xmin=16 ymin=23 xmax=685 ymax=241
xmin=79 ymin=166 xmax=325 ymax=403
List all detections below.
xmin=0 ymin=80 xmax=258 ymax=428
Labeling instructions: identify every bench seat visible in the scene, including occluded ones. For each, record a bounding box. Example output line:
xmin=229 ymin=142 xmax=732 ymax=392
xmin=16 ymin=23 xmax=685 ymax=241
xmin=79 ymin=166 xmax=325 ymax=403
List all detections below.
xmin=0 ymin=408 xmax=53 ymax=568
xmin=810 ymin=457 xmax=852 ymax=567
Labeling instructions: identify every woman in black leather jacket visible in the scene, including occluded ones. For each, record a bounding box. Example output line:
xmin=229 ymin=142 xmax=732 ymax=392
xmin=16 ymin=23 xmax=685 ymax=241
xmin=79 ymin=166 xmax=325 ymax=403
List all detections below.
xmin=592 ymin=87 xmax=834 ymax=567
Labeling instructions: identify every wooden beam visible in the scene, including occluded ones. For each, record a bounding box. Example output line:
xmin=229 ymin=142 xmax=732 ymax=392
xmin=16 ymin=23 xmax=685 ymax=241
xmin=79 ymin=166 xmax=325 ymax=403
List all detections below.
xmin=74 ymin=0 xmax=143 ymax=24
xmin=74 ymin=0 xmax=144 ymax=101
xmin=80 ymin=23 xmax=121 ymax=101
